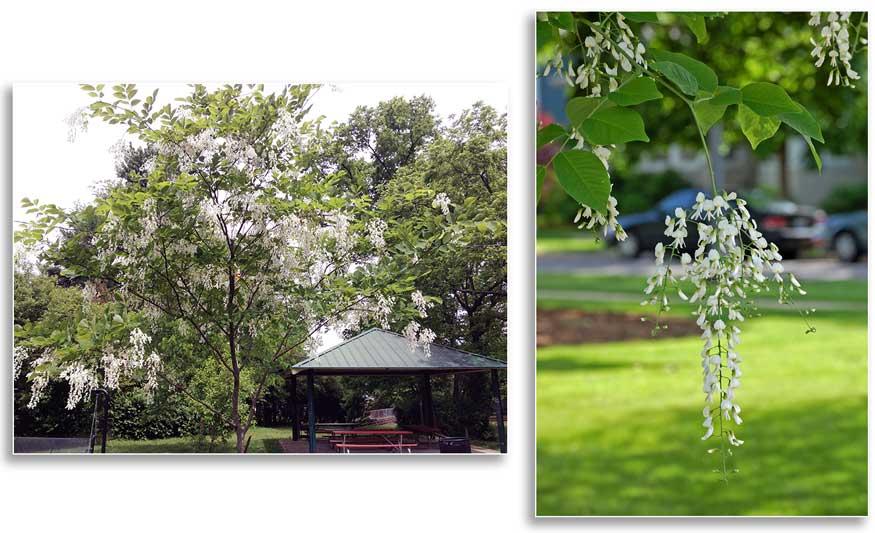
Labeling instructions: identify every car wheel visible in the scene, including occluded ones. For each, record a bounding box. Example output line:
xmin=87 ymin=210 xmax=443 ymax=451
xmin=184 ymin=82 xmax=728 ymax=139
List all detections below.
xmin=835 ymin=231 xmax=861 ymax=263
xmin=618 ymin=231 xmax=642 ymax=258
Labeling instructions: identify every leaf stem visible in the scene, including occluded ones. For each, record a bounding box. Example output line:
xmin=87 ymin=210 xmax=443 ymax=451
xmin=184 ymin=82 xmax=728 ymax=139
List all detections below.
xmin=694 ymin=114 xmax=719 ymax=196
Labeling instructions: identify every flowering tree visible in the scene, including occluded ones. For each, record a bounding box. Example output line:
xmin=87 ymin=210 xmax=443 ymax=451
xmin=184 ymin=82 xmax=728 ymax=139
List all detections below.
xmin=536 ymin=12 xmax=864 ymax=479
xmin=16 ymin=84 xmax=450 ymax=452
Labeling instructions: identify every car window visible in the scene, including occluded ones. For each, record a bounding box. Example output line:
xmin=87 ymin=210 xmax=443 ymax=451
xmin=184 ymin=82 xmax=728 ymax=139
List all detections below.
xmin=659 ymin=190 xmax=700 ymax=213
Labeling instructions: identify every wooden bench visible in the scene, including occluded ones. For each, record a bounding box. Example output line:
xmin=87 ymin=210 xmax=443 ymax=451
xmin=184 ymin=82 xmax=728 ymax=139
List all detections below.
xmin=334 ymin=442 xmax=418 ymax=453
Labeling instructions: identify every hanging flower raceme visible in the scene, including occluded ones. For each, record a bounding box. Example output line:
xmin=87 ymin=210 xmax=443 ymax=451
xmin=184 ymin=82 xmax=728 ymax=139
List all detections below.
xmin=642 ymin=191 xmax=811 ymax=477
xmin=573 ymin=195 xmax=627 ymax=242
xmin=541 ymin=12 xmax=648 ymax=97
xmin=567 ymin=145 xmax=627 ymax=242
xmin=809 ymin=12 xmax=864 ymax=87
xmin=403 ymin=320 xmax=437 ymax=358
xmin=432 ymin=192 xmax=452 ymax=216
xmin=24 ymin=326 xmax=164 ymax=410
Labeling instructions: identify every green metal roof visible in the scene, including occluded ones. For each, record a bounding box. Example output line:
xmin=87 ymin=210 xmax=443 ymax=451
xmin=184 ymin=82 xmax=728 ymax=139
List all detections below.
xmin=292 ymin=328 xmax=507 ymax=376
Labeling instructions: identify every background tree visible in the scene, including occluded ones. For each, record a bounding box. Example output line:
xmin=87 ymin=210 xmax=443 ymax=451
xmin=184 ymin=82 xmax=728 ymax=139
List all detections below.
xmin=311 ymin=95 xmax=438 ymax=200
xmin=323 ymin=100 xmax=508 ymax=437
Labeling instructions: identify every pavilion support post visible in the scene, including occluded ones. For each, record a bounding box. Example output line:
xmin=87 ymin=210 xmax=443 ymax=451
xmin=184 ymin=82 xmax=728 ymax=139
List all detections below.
xmin=420 ymin=373 xmax=435 ymax=427
xmin=100 ymin=389 xmax=111 ymax=454
xmin=290 ymin=374 xmax=300 ymax=441
xmin=490 ymin=369 xmax=506 ymax=454
xmin=306 ymin=372 xmax=316 ymax=453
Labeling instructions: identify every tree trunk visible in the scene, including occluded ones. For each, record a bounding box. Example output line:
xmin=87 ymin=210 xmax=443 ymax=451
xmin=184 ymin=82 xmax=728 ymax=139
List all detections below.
xmin=777 ymin=139 xmax=789 ymax=199
xmin=232 ymin=369 xmax=244 ymax=453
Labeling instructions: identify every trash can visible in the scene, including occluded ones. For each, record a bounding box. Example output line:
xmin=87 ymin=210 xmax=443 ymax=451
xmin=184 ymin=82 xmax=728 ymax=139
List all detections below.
xmin=439 ymin=437 xmax=471 ymax=453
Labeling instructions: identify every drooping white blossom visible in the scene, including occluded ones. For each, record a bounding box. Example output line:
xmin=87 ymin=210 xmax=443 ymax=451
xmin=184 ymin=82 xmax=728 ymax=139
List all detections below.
xmin=403 ymin=320 xmax=437 ymax=358
xmin=432 ymin=192 xmax=452 ymax=216
xmin=13 ymin=346 xmax=29 ymax=380
xmin=573 ymin=195 xmax=627 ymax=242
xmin=59 ymin=363 xmax=99 ymax=410
xmin=366 ymin=218 xmax=388 ymax=250
xmin=643 ymin=191 xmax=811 ymax=463
xmin=553 ymin=13 xmax=648 ymax=97
xmin=64 ymin=107 xmax=89 ymax=143
xmin=809 ymin=12 xmax=863 ymax=87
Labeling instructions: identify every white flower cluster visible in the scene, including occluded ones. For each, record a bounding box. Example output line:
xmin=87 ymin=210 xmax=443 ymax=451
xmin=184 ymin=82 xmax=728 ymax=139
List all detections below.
xmin=374 ymin=295 xmax=396 ymax=329
xmin=59 ymin=363 xmax=98 ymax=410
xmin=403 ymin=321 xmax=437 ymax=358
xmin=13 ymin=345 xmax=29 ymax=380
xmin=26 ymin=351 xmax=55 ymax=408
xmin=543 ymin=13 xmax=647 ymax=97
xmin=411 ymin=290 xmax=433 ymax=318
xmin=643 ymin=191 xmax=809 ymax=454
xmin=158 ymin=128 xmax=260 ymax=175
xmin=573 ymin=196 xmax=627 ymax=242
xmin=102 ymin=328 xmax=162 ymax=399
xmin=27 ymin=374 xmax=49 ymax=409
xmin=566 ymin=115 xmax=625 ymax=241
xmin=366 ymin=218 xmax=388 ymax=250
xmin=809 ymin=12 xmax=863 ymax=87
xmin=327 ymin=212 xmax=355 ymax=257
xmin=432 ymin=192 xmax=452 ymax=216
xmin=64 ymin=106 xmax=89 ymax=143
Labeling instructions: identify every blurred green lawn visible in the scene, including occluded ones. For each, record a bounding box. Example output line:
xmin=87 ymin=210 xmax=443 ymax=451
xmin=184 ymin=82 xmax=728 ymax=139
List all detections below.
xmin=537 ymin=275 xmax=867 ymax=516
xmin=537 ymin=229 xmax=605 ymax=255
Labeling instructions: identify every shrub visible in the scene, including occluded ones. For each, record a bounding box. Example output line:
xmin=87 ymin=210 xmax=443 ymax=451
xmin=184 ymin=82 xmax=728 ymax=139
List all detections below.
xmin=110 ymin=389 xmax=198 ymax=440
xmin=821 ymin=183 xmax=868 ymax=213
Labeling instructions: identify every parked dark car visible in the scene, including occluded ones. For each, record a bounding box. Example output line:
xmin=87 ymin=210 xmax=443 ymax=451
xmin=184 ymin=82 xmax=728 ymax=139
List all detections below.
xmin=607 ymin=188 xmax=825 ymax=259
xmin=819 ymin=210 xmax=867 ymax=262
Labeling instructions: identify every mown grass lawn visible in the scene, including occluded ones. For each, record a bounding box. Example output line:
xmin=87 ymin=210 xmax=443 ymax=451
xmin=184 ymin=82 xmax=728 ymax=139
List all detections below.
xmin=537 ymin=307 xmax=867 ymax=516
xmin=537 ymin=229 xmax=605 ymax=255
xmin=538 ymin=273 xmax=868 ymax=304
xmin=107 ymin=425 xmax=290 ymax=453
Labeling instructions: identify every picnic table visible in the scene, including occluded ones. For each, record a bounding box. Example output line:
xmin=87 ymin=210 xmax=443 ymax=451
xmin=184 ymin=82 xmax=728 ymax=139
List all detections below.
xmin=329 ymin=429 xmax=416 ymax=453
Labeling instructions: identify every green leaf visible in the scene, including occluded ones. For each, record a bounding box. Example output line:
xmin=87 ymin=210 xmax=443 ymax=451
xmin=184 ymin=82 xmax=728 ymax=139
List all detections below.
xmin=779 ymin=105 xmax=824 ymax=143
xmin=582 ymin=107 xmax=650 ymax=144
xmin=553 ymin=150 xmax=611 ymax=211
xmin=622 ymin=12 xmax=660 ymax=23
xmin=537 ymin=165 xmax=546 ymax=202
xmin=737 ymin=104 xmax=781 ymax=150
xmin=548 ymin=12 xmax=575 ymax=31
xmin=608 ymin=77 xmax=663 ymax=106
xmin=804 ymin=136 xmax=823 ymax=174
xmin=651 ymin=61 xmax=699 ymax=96
xmin=536 ymin=20 xmax=556 ymax=51
xmin=708 ymin=86 xmax=742 ymax=106
xmin=740 ymin=82 xmax=800 ymax=116
xmin=693 ymin=99 xmax=727 ymax=134
xmin=537 ymin=124 xmax=567 ymax=147
xmin=651 ymin=50 xmax=718 ymax=93
xmin=679 ymin=13 xmax=709 ymax=44
xmin=566 ymin=96 xmax=608 ymax=129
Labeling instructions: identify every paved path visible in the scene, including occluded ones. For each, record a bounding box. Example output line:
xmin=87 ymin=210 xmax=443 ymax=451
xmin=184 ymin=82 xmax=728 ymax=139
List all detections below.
xmin=538 ymin=251 xmax=867 ymax=281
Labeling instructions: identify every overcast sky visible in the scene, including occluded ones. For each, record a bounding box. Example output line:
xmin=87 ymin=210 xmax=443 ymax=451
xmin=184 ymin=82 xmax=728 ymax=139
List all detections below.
xmin=13 ymin=82 xmax=507 ymax=225
xmin=13 ymin=82 xmax=506 ymax=349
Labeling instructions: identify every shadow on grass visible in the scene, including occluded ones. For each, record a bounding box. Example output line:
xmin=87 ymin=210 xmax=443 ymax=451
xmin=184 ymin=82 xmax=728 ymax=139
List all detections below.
xmin=260 ymin=439 xmax=285 ymax=454
xmin=537 ymin=398 xmax=867 ymax=516
xmin=537 ymin=358 xmax=638 ymax=372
